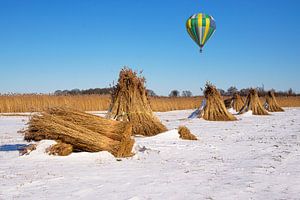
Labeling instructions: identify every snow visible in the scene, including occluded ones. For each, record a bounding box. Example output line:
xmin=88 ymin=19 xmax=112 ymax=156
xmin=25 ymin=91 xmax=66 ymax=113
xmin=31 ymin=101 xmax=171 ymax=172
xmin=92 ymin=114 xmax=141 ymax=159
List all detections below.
xmin=1 ymin=108 xmax=300 ymax=199
xmin=228 ymin=108 xmax=239 ymax=115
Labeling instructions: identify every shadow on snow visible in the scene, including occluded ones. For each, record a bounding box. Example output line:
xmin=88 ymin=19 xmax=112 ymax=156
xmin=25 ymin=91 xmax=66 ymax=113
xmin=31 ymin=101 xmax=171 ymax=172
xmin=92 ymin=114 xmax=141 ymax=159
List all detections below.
xmin=0 ymin=144 xmax=27 ymax=152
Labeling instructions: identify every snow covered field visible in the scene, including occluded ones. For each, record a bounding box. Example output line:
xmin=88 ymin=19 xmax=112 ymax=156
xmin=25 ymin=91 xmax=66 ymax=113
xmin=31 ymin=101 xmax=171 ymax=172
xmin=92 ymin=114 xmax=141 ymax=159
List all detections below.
xmin=1 ymin=108 xmax=300 ymax=200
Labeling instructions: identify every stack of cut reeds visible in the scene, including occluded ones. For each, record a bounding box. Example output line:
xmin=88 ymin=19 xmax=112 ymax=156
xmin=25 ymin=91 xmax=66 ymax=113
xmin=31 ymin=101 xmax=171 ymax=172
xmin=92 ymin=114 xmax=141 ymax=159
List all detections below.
xmin=106 ymin=68 xmax=167 ymax=136
xmin=24 ymin=107 xmax=134 ymax=157
xmin=239 ymin=89 xmax=269 ymax=115
xmin=264 ymin=91 xmax=284 ymax=112
xmin=199 ymin=83 xmax=236 ymax=121
xmin=178 ymin=126 xmax=197 ymax=140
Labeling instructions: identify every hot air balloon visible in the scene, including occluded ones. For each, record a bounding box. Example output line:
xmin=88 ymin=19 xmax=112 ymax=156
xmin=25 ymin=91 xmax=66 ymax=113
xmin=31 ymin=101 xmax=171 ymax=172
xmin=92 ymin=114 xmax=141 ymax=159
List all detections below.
xmin=186 ymin=13 xmax=216 ymax=53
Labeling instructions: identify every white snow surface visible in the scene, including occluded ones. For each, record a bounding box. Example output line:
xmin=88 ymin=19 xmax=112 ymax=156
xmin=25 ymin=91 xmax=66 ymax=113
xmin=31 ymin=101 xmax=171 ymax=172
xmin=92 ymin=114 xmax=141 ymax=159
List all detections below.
xmin=1 ymin=108 xmax=300 ymax=199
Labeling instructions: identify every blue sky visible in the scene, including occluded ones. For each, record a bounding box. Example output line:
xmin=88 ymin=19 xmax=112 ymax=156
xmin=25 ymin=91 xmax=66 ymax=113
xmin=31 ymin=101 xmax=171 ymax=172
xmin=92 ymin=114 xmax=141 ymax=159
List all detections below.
xmin=0 ymin=0 xmax=299 ymax=95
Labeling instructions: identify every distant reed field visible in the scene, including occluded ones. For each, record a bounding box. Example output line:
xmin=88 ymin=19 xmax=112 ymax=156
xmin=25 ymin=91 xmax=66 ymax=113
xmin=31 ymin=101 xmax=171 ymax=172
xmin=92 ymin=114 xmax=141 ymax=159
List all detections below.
xmin=271 ymin=96 xmax=300 ymax=107
xmin=0 ymin=94 xmax=299 ymax=113
xmin=0 ymin=95 xmax=111 ymax=113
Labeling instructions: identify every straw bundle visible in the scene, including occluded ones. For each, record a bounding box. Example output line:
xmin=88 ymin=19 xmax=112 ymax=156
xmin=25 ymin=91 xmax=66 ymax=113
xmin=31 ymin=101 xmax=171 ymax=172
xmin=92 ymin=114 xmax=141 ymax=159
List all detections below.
xmin=24 ymin=107 xmax=134 ymax=157
xmin=224 ymin=93 xmax=244 ymax=112
xmin=239 ymin=89 xmax=269 ymax=115
xmin=106 ymin=68 xmax=167 ymax=136
xmin=199 ymin=83 xmax=237 ymax=121
xmin=47 ymin=107 xmax=130 ymax=141
xmin=232 ymin=93 xmax=245 ymax=111
xmin=224 ymin=98 xmax=233 ymax=109
xmin=46 ymin=142 xmax=73 ymax=156
xmin=264 ymin=91 xmax=284 ymax=112
xmin=178 ymin=126 xmax=197 ymax=140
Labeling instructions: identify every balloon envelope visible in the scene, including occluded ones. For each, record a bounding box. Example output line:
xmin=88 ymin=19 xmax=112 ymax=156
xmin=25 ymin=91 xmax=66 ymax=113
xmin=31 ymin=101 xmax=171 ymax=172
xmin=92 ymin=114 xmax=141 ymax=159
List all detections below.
xmin=186 ymin=13 xmax=216 ymax=51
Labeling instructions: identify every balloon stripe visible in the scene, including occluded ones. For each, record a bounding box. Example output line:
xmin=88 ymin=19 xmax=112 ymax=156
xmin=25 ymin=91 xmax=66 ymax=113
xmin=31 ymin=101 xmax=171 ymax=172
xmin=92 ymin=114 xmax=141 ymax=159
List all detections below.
xmin=191 ymin=18 xmax=199 ymax=43
xmin=186 ymin=19 xmax=191 ymax=29
xmin=194 ymin=17 xmax=200 ymax=44
xmin=203 ymin=27 xmax=214 ymax=45
xmin=209 ymin=16 xmax=216 ymax=29
xmin=202 ymin=17 xmax=211 ymax=44
xmin=198 ymin=13 xmax=203 ymax=46
xmin=186 ymin=19 xmax=197 ymax=43
xmin=188 ymin=29 xmax=197 ymax=44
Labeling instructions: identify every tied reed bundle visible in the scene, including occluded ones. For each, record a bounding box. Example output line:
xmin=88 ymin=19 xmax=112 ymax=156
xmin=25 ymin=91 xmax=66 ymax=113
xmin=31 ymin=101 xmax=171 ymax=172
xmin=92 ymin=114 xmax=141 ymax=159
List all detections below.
xmin=24 ymin=107 xmax=134 ymax=157
xmin=106 ymin=68 xmax=167 ymax=136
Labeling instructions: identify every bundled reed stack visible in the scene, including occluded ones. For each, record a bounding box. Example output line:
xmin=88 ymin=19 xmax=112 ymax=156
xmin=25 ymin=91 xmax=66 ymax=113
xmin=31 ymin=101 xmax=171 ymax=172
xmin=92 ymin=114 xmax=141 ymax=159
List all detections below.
xmin=224 ymin=93 xmax=244 ymax=112
xmin=224 ymin=98 xmax=233 ymax=109
xmin=46 ymin=142 xmax=73 ymax=156
xmin=24 ymin=107 xmax=134 ymax=157
xmin=264 ymin=91 xmax=284 ymax=112
xmin=178 ymin=126 xmax=197 ymax=140
xmin=198 ymin=83 xmax=236 ymax=121
xmin=106 ymin=68 xmax=167 ymax=136
xmin=239 ymin=89 xmax=269 ymax=115
xmin=232 ymin=93 xmax=245 ymax=111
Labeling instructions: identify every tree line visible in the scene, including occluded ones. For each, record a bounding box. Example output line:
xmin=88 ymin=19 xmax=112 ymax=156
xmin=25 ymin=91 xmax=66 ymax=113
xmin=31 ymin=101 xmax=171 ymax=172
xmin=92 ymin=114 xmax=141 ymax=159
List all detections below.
xmin=168 ymin=86 xmax=299 ymax=97
xmin=2 ymin=86 xmax=296 ymax=97
xmin=54 ymin=88 xmax=113 ymax=96
xmin=53 ymin=88 xmax=159 ymax=97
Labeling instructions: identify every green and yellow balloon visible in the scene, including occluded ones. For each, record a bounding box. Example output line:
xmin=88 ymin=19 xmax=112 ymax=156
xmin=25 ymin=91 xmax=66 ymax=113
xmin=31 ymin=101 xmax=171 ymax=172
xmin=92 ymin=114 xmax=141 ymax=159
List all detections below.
xmin=186 ymin=13 xmax=216 ymax=53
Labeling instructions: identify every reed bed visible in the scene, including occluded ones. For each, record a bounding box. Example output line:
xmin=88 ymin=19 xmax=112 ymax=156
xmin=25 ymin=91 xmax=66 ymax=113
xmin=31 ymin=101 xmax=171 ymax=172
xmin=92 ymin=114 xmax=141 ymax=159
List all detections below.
xmin=0 ymin=94 xmax=299 ymax=113
xmin=0 ymin=94 xmax=110 ymax=113
xmin=150 ymin=96 xmax=202 ymax=112
xmin=271 ymin=96 xmax=300 ymax=107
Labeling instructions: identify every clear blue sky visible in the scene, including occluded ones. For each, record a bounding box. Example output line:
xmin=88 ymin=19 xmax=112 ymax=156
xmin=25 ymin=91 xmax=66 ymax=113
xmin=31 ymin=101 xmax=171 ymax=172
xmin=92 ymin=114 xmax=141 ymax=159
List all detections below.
xmin=0 ymin=0 xmax=299 ymax=95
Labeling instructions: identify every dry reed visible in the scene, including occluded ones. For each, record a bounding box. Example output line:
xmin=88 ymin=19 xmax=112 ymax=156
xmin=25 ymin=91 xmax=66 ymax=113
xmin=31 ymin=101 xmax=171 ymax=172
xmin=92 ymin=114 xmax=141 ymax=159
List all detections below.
xmin=232 ymin=93 xmax=245 ymax=111
xmin=178 ymin=126 xmax=197 ymax=140
xmin=0 ymin=95 xmax=299 ymax=113
xmin=46 ymin=142 xmax=73 ymax=156
xmin=150 ymin=96 xmax=202 ymax=112
xmin=0 ymin=94 xmax=110 ymax=113
xmin=224 ymin=98 xmax=233 ymax=109
xmin=264 ymin=91 xmax=284 ymax=112
xmin=199 ymin=83 xmax=237 ymax=121
xmin=239 ymin=89 xmax=269 ymax=115
xmin=47 ymin=107 xmax=130 ymax=141
xmin=106 ymin=68 xmax=167 ymax=136
xmin=224 ymin=93 xmax=244 ymax=112
xmin=24 ymin=107 xmax=134 ymax=157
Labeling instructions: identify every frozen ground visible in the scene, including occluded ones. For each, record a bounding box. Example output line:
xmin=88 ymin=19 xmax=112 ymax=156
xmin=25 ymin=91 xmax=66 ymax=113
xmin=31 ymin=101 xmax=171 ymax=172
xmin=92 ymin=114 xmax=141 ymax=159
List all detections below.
xmin=0 ymin=108 xmax=300 ymax=200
